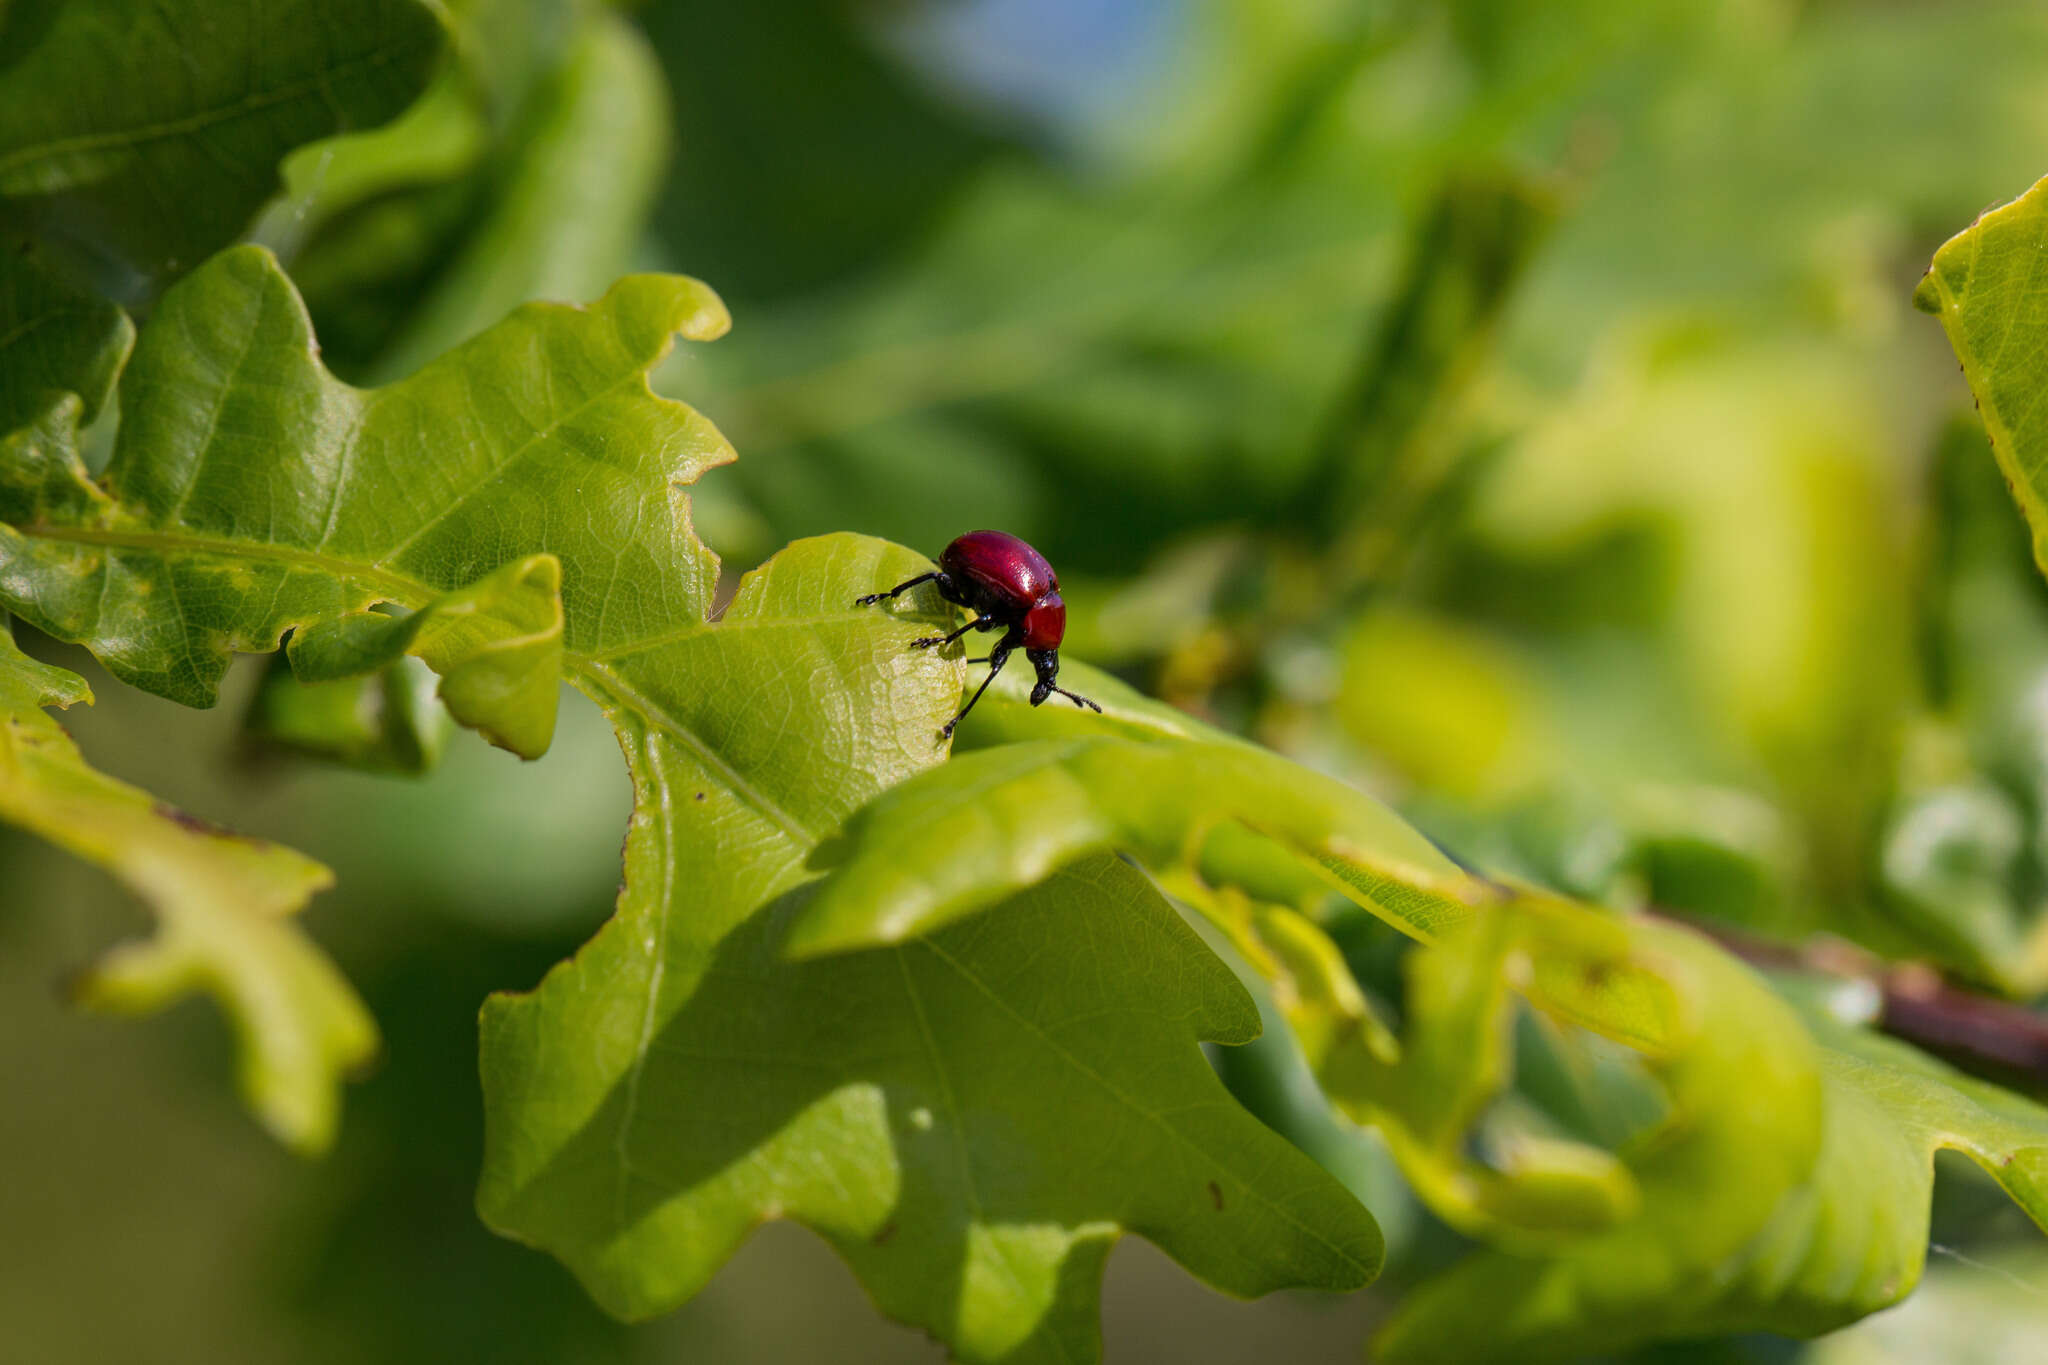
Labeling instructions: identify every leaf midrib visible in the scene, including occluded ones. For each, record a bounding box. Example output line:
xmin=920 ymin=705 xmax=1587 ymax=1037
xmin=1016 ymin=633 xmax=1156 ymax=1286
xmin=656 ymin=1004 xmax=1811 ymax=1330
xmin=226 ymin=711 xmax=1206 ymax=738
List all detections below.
xmin=19 ymin=522 xmax=426 ymax=602
xmin=915 ymin=930 xmax=1378 ymax=1281
xmin=0 ymin=304 xmax=119 ymax=355
xmin=14 ymin=520 xmax=824 ymax=846
xmin=0 ymin=39 xmax=421 ymax=183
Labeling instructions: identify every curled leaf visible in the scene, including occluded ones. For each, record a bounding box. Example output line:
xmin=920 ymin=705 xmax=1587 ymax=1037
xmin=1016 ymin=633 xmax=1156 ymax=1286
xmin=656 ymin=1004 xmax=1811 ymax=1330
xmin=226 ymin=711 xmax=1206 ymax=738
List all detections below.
xmin=287 ymin=553 xmax=564 ymax=758
xmin=791 ymin=733 xmax=1488 ymax=960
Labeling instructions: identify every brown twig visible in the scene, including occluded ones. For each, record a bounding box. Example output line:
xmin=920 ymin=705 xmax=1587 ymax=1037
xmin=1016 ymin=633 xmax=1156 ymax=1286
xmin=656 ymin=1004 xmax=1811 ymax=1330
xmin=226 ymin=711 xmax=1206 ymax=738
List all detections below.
xmin=1648 ymin=911 xmax=2048 ymax=1090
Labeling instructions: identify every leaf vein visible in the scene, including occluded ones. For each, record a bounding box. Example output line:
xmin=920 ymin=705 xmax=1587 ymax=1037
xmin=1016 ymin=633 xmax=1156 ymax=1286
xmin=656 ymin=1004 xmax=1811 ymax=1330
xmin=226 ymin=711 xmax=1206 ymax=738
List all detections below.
xmin=0 ymin=40 xmax=417 ymax=182
xmin=915 ymin=934 xmax=1374 ymax=1279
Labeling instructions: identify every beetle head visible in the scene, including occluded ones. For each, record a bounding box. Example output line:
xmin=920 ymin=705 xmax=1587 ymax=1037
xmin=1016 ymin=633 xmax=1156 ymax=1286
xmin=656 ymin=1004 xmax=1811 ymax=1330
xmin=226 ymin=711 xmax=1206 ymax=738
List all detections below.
xmin=1027 ymin=647 xmax=1103 ymax=715
xmin=1027 ymin=648 xmax=1061 ymax=706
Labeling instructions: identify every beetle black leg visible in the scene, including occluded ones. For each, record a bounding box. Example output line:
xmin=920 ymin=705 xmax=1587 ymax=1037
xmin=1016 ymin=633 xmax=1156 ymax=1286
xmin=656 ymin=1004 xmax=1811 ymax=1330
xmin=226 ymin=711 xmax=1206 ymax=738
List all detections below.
xmin=854 ymin=570 xmax=942 ymax=607
xmin=941 ymin=644 xmax=1012 ymax=739
xmin=912 ymin=615 xmax=995 ymax=650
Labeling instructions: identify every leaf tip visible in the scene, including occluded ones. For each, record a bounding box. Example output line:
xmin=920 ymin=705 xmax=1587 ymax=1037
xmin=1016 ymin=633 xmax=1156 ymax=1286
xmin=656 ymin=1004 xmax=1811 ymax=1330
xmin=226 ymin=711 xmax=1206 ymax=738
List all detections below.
xmin=1911 ymin=270 xmax=1944 ymax=316
xmin=607 ymin=272 xmax=732 ymax=345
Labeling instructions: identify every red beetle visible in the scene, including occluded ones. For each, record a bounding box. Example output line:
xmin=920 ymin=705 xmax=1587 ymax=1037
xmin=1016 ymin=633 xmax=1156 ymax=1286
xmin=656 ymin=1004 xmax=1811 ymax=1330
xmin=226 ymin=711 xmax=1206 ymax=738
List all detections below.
xmin=857 ymin=530 xmax=1102 ymax=737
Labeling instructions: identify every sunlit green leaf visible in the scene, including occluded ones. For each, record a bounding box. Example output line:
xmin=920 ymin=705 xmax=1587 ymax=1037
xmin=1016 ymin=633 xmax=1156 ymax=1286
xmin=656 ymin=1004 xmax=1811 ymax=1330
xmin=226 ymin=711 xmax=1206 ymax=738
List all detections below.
xmin=1369 ymin=911 xmax=2048 ymax=1355
xmin=0 ymin=625 xmax=373 ymax=1151
xmin=1919 ymin=175 xmax=2048 ymax=579
xmin=284 ymin=552 xmax=564 ymax=757
xmin=478 ymin=534 xmax=1384 ymax=1361
xmin=800 ymin=665 xmax=2048 ymax=1357
xmin=0 ymin=246 xmax=726 ymax=756
xmin=789 ymin=731 xmax=1487 ymax=961
xmin=0 ymin=247 xmax=1383 ymax=1355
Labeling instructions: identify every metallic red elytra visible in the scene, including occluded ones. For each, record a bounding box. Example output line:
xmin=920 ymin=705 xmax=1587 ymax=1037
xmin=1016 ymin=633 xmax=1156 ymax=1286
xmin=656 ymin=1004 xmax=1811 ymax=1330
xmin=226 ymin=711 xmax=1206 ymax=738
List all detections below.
xmin=856 ymin=530 xmax=1103 ymax=738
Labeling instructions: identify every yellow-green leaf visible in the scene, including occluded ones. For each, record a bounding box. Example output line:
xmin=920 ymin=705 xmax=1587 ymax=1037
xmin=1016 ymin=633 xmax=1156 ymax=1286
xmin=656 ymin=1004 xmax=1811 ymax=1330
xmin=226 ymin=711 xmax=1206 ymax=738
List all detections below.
xmin=0 ymin=626 xmax=373 ymax=1151
xmin=0 ymin=247 xmax=1385 ymax=1357
xmin=478 ymin=536 xmax=1385 ymax=1362
xmin=1916 ymin=175 xmax=2048 ymax=576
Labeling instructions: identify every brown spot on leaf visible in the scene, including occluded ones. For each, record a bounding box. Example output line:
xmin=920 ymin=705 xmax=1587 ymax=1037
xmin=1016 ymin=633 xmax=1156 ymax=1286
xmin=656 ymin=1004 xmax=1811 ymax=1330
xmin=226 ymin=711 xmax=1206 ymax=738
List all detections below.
xmin=694 ymin=791 xmax=706 ymax=801
xmin=155 ymin=802 xmax=220 ymax=835
xmin=152 ymin=802 xmax=264 ymax=847
xmin=1207 ymin=1181 xmax=1224 ymax=1211
xmin=872 ymin=1220 xmax=897 ymax=1246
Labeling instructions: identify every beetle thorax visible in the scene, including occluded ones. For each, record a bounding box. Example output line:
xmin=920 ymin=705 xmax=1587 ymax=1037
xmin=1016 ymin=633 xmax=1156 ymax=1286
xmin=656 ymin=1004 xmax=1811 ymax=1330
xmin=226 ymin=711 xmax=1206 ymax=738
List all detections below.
xmin=1020 ymin=593 xmax=1066 ymax=652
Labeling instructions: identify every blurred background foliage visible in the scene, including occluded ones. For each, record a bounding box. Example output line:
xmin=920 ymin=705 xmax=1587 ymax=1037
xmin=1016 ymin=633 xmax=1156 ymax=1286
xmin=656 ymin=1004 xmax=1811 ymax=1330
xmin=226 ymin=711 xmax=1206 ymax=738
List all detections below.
xmin=14 ymin=0 xmax=2048 ymax=1359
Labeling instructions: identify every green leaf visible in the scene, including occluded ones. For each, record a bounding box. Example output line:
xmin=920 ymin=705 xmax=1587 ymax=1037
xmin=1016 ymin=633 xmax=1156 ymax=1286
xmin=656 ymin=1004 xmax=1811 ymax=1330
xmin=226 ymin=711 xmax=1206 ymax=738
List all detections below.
xmin=642 ymin=0 xmax=1016 ymax=304
xmin=0 ymin=248 xmax=1382 ymax=1353
xmin=0 ymin=244 xmax=134 ymax=434
xmin=244 ymin=652 xmax=452 ymax=773
xmin=795 ymin=650 xmax=2048 ymax=1356
xmin=1203 ymin=954 xmax=1424 ymax=1262
xmin=1336 ymin=905 xmax=2048 ymax=1359
xmin=1737 ymin=1016 xmax=2048 ymax=1334
xmin=1377 ymin=960 xmax=2048 ymax=1359
xmin=1917 ymin=175 xmax=2048 ymax=574
xmin=0 ymin=624 xmax=374 ymax=1151
xmin=478 ymin=534 xmax=1383 ymax=1361
xmin=364 ymin=10 xmax=671 ymax=382
xmin=676 ymin=148 xmax=1409 ymax=571
xmin=1304 ymin=173 xmax=1556 ymax=553
xmin=0 ymin=245 xmax=728 ymax=757
xmin=1323 ymin=901 xmax=1655 ymax=1249
xmin=286 ymin=552 xmax=564 ymax=758
xmin=278 ymin=0 xmax=604 ymax=375
xmin=0 ymin=0 xmax=445 ymax=289
xmin=1245 ymin=886 xmax=2048 ymax=1360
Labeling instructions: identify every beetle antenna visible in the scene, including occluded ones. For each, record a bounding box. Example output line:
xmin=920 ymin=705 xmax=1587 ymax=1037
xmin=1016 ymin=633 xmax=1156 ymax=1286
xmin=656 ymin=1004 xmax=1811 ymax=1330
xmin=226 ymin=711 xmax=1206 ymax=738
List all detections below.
xmin=1052 ymin=685 xmax=1102 ymax=713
